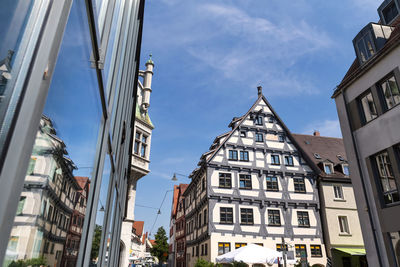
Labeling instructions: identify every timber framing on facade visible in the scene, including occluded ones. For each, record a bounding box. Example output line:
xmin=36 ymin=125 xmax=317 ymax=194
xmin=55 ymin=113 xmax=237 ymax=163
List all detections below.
xmin=182 ymin=88 xmax=327 ymax=266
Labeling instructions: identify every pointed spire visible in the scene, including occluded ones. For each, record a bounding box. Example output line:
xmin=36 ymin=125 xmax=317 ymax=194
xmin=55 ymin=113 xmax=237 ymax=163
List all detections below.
xmin=257 ymin=85 xmax=263 ymax=97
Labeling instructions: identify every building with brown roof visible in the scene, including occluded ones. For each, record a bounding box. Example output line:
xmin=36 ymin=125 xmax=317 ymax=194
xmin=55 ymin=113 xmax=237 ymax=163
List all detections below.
xmin=293 ymin=133 xmax=366 ymax=267
xmin=61 ymin=176 xmax=89 ymax=267
xmin=332 ymin=0 xmax=400 ymax=266
xmin=169 ymin=184 xmax=189 ymax=267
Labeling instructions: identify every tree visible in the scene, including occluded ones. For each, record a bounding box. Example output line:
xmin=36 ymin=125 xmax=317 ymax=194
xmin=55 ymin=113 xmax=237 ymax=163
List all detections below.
xmin=91 ymin=224 xmax=102 ymax=262
xmin=150 ymin=227 xmax=169 ymax=265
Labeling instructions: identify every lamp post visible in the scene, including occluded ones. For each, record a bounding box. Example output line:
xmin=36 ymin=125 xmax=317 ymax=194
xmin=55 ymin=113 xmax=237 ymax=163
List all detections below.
xmin=171 ymin=172 xmax=189 ymax=181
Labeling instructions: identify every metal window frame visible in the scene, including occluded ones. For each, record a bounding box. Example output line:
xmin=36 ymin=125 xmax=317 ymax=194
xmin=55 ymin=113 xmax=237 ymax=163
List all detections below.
xmin=0 ymin=0 xmax=74 ymax=262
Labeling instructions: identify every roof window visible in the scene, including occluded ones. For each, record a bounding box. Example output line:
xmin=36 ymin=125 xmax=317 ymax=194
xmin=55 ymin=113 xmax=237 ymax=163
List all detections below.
xmin=337 ymin=155 xmax=345 ymax=161
xmin=353 ymin=23 xmax=394 ymax=65
xmin=314 ymin=153 xmax=321 ymax=159
xmin=378 ymin=0 xmax=400 ymax=25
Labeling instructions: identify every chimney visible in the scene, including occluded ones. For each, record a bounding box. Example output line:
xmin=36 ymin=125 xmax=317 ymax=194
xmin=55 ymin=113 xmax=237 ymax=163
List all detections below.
xmin=313 ymin=130 xmax=320 ymax=136
xmin=142 ymin=54 xmax=154 ymax=111
xmin=257 ymin=86 xmax=262 ymax=97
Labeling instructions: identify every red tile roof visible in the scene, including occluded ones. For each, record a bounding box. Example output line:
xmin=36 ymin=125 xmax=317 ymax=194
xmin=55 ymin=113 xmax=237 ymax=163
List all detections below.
xmin=150 ymin=239 xmax=156 ymax=246
xmin=171 ymin=184 xmax=189 ymax=217
xmin=74 ymin=176 xmax=89 ymax=190
xmin=132 ymin=221 xmax=144 ymax=236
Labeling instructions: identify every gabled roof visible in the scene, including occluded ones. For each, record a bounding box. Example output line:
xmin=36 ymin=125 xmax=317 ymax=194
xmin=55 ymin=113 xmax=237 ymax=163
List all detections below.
xmin=133 ymin=221 xmax=145 ymax=236
xmin=206 ymin=93 xmax=319 ymax=175
xmin=293 ymin=134 xmax=350 ymax=180
xmin=74 ymin=176 xmax=89 ymax=190
xmin=171 ymin=184 xmax=188 ymax=217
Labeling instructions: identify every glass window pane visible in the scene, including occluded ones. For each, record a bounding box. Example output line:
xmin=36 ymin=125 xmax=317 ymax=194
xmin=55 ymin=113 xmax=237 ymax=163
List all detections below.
xmin=0 ymin=0 xmax=36 ymax=157
xmin=4 ymin=0 xmax=104 ymax=266
xmin=360 ymin=92 xmax=377 ymax=122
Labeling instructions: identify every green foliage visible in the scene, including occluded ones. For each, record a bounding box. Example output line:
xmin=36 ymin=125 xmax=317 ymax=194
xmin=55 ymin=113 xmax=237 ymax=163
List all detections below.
xmin=195 ymin=258 xmax=215 ymax=267
xmin=150 ymin=227 xmax=169 ymax=264
xmin=232 ymin=261 xmax=248 ymax=267
xmin=91 ymin=224 xmax=102 ymax=261
xmin=8 ymin=257 xmax=46 ymax=267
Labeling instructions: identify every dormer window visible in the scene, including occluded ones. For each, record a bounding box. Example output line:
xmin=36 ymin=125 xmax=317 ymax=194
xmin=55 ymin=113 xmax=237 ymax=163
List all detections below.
xmin=268 ymin=117 xmax=275 ymax=123
xmin=379 ymin=0 xmax=400 ymax=25
xmin=353 ymin=23 xmax=394 ymax=64
xmin=324 ymin=163 xmax=333 ymax=174
xmin=343 ymin=164 xmax=350 ymax=176
xmin=356 ymin=31 xmax=375 ymax=63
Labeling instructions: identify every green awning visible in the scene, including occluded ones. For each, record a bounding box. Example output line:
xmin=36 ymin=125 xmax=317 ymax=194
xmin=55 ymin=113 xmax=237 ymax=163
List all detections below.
xmin=334 ymin=248 xmax=366 ymax=256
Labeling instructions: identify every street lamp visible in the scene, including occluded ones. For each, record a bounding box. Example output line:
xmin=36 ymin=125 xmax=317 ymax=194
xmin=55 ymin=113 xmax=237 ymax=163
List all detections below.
xmin=99 ymin=199 xmax=105 ymax=212
xmin=171 ymin=172 xmax=189 ymax=181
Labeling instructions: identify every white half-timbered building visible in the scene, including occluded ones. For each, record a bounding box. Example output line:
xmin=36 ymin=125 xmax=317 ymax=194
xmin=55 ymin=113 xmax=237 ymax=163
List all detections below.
xmin=184 ymin=87 xmax=326 ymax=267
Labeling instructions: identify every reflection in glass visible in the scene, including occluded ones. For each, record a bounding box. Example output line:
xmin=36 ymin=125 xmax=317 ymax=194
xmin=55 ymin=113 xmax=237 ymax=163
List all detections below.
xmin=381 ymin=75 xmax=400 ymax=109
xmin=375 ymin=151 xmax=399 ymax=204
xmin=90 ymin=155 xmax=111 ymax=265
xmin=360 ymin=91 xmax=377 ymax=123
xmin=0 ymin=0 xmax=35 ymax=157
xmin=3 ymin=0 xmax=103 ymax=265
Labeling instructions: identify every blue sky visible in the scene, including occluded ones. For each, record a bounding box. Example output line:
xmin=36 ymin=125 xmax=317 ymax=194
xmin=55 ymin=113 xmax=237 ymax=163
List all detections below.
xmin=134 ymin=0 xmax=383 ymax=237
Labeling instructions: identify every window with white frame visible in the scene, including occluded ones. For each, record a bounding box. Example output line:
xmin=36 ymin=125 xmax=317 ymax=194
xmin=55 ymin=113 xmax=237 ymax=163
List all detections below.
xmin=338 ymin=216 xmax=350 ymax=234
xmin=134 ymin=131 xmax=148 ymax=158
xmin=333 ymin=185 xmax=344 ymax=199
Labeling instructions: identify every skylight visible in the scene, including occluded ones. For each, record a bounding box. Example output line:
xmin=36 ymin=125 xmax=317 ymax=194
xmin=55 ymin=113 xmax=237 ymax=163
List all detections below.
xmin=337 ymin=155 xmax=345 ymax=161
xmin=314 ymin=153 xmax=321 ymax=159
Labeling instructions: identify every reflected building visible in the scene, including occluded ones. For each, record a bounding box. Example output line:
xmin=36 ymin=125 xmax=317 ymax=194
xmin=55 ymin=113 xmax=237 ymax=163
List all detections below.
xmin=0 ymin=0 xmax=147 ymax=265
xmin=61 ymin=176 xmax=89 ymax=267
xmin=0 ymin=50 xmax=13 ymax=102
xmin=4 ymin=116 xmax=80 ymax=267
xmin=120 ymin=57 xmax=155 ymax=267
xmin=332 ymin=0 xmax=400 ymax=266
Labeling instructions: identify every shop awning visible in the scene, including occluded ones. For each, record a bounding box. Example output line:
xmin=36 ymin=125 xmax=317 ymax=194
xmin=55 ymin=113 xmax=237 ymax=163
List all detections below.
xmin=334 ymin=248 xmax=366 ymax=255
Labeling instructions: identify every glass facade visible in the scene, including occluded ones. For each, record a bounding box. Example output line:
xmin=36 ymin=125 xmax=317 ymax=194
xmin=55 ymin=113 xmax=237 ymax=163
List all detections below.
xmin=0 ymin=0 xmax=145 ymax=266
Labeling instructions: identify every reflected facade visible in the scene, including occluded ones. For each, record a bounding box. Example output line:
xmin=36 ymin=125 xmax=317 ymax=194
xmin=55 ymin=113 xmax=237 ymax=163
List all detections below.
xmin=0 ymin=0 xmax=146 ymax=266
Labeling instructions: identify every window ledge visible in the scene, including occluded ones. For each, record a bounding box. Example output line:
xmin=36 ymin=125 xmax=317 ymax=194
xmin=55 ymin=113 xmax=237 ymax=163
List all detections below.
xmin=333 ymin=198 xmax=346 ymax=202
xmin=339 ymin=233 xmax=352 ymax=236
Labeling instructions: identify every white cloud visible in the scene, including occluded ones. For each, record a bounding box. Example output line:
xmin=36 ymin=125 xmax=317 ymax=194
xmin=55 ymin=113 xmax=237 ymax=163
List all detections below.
xmin=146 ymin=2 xmax=333 ymax=96
xmin=301 ymin=119 xmax=342 ymax=138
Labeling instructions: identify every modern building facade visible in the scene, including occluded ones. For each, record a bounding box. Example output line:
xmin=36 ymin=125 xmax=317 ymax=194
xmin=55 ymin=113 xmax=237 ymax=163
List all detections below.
xmin=184 ymin=87 xmax=326 ymax=266
xmin=293 ymin=133 xmax=366 ymax=267
xmin=120 ymin=57 xmax=155 ymax=267
xmin=0 ymin=0 xmax=146 ymax=266
xmin=61 ymin=176 xmax=89 ymax=267
xmin=332 ymin=0 xmax=400 ymax=266
xmin=3 ymin=116 xmax=81 ymax=267
xmin=169 ymin=184 xmax=189 ymax=267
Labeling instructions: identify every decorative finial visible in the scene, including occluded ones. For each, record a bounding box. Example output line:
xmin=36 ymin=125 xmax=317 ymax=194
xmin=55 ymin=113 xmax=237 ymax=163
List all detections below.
xmin=257 ymin=85 xmax=263 ymax=97
xmin=146 ymin=53 xmax=154 ymax=65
